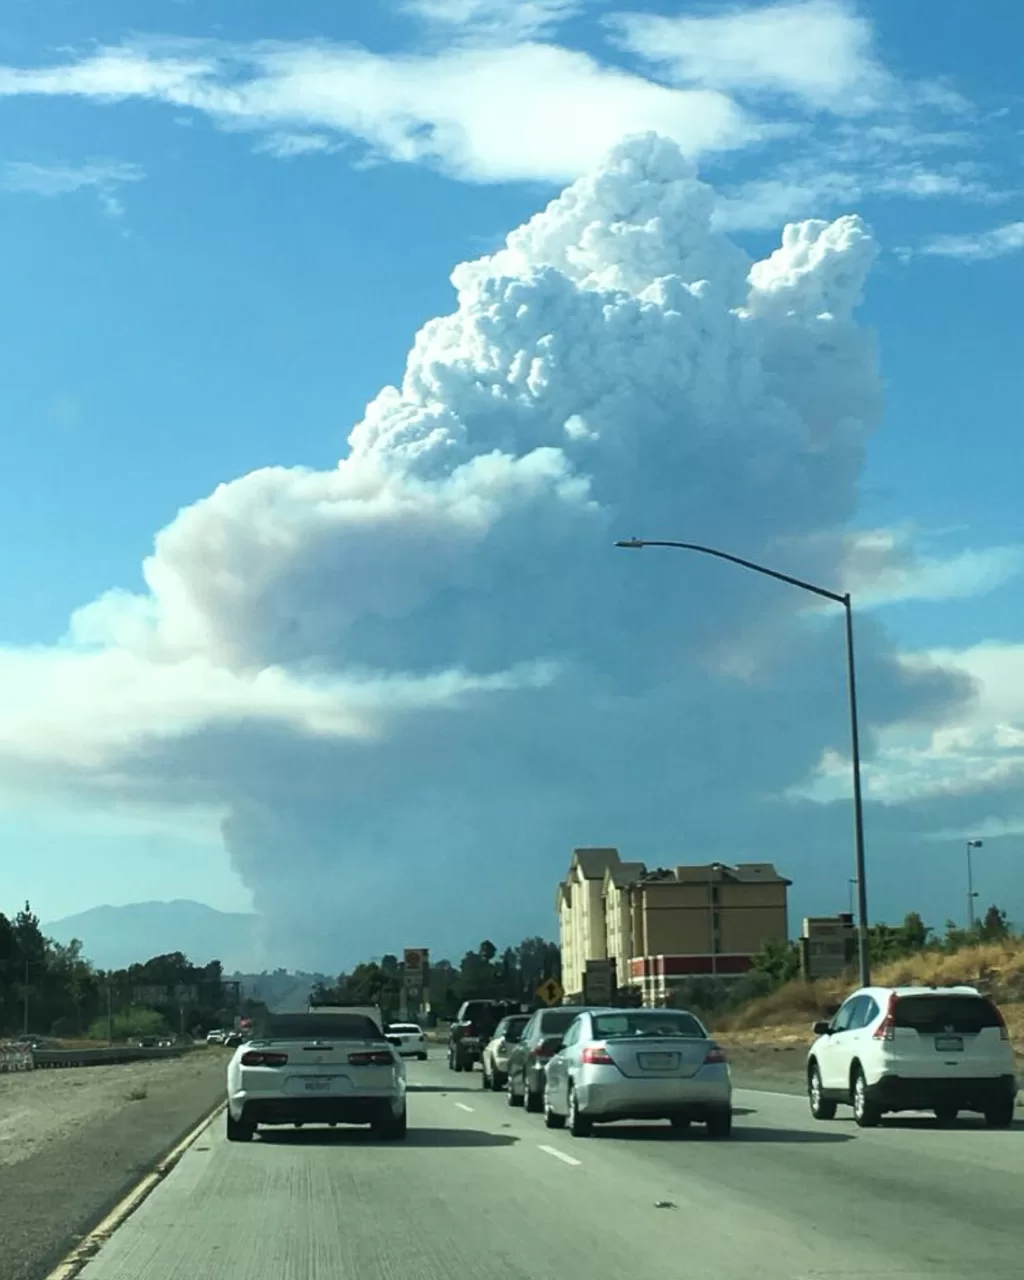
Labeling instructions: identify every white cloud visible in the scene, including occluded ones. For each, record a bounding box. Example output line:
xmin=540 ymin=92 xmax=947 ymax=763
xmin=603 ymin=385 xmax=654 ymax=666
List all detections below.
xmin=0 ymin=132 xmax=1000 ymax=963
xmin=253 ymin=131 xmax=340 ymax=159
xmin=1 ymin=158 xmax=143 ymax=216
xmin=0 ymin=38 xmax=761 ymax=184
xmin=918 ymin=220 xmax=1024 ymax=261
xmin=839 ymin=528 xmax=1024 ymax=607
xmin=608 ymin=0 xmax=892 ymax=114
xmin=400 ymin=0 xmax=582 ymax=41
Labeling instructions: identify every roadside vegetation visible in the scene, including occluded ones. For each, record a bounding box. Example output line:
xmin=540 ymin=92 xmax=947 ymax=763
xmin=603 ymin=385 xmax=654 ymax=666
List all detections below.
xmin=0 ymin=901 xmax=267 ymax=1041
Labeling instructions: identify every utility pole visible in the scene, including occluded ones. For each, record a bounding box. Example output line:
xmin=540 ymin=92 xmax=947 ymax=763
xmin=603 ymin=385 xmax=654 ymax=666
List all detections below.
xmin=23 ymin=959 xmax=29 ymax=1036
xmin=966 ymin=839 xmax=983 ymax=930
xmin=106 ymin=980 xmax=114 ymax=1044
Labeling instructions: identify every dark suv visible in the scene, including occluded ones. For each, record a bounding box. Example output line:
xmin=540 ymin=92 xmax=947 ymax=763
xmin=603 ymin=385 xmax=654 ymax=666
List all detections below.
xmin=448 ymin=999 xmax=525 ymax=1071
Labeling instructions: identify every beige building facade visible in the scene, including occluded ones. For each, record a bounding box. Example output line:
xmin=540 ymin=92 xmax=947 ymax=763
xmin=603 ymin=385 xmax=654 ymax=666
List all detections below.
xmin=557 ymin=847 xmax=791 ymax=1004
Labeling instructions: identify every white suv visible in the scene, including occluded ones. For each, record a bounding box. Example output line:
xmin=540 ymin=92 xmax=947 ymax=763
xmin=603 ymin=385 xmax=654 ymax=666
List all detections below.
xmin=807 ymin=985 xmax=1016 ymax=1128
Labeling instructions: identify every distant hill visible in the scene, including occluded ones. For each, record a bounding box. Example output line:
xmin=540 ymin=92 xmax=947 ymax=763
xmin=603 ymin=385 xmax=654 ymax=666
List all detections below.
xmin=43 ymin=899 xmax=265 ymax=972
xmin=227 ymin=970 xmax=330 ymax=1011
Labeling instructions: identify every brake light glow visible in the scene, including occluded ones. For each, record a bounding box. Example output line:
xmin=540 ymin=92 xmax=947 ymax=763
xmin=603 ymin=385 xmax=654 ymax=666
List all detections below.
xmin=348 ymin=1050 xmax=395 ymax=1066
xmin=873 ymin=992 xmax=898 ymax=1041
xmin=531 ymin=1041 xmax=559 ymax=1059
xmin=704 ymin=1045 xmax=728 ymax=1065
xmin=581 ymin=1045 xmax=614 ymax=1065
xmin=240 ymin=1050 xmax=288 ymax=1067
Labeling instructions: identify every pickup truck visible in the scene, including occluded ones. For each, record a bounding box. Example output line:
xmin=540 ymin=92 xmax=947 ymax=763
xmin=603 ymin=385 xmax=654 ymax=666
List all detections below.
xmin=448 ymin=999 xmax=526 ymax=1072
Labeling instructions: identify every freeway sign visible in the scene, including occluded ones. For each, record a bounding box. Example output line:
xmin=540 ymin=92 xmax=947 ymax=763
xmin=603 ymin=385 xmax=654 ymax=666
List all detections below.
xmin=536 ymin=977 xmax=564 ymax=1006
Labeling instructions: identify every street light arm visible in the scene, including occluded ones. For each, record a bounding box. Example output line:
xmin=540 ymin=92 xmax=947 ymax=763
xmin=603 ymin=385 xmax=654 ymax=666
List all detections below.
xmin=615 ymin=539 xmax=847 ymax=606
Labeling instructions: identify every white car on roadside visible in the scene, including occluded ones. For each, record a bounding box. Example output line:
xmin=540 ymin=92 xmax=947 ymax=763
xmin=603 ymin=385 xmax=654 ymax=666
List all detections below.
xmin=807 ymin=984 xmax=1017 ymax=1128
xmin=226 ymin=1011 xmax=407 ymax=1142
xmin=385 ymin=1022 xmax=429 ymax=1060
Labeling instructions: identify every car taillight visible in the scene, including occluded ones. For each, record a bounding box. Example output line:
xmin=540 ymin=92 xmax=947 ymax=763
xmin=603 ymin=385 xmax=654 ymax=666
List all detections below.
xmin=873 ymin=992 xmax=898 ymax=1041
xmin=987 ymin=999 xmax=1010 ymax=1041
xmin=581 ymin=1046 xmax=614 ymax=1065
xmin=241 ymin=1050 xmax=288 ymax=1067
xmin=704 ymin=1045 xmax=728 ymax=1065
xmin=348 ymin=1050 xmax=395 ymax=1066
xmin=531 ymin=1042 xmax=559 ymax=1059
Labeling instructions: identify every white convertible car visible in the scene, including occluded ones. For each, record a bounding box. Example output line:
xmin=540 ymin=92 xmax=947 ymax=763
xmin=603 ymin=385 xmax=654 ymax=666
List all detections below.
xmin=226 ymin=1011 xmax=407 ymax=1142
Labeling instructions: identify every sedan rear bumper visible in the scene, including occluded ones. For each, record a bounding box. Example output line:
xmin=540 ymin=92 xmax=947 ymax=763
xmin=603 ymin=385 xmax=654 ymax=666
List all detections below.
xmin=576 ymin=1066 xmax=731 ymax=1121
xmin=231 ymin=1090 xmax=404 ymax=1126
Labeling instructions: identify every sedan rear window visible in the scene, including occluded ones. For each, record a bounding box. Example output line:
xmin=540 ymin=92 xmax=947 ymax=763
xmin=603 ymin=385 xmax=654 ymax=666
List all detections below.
xmin=592 ymin=1012 xmax=706 ymax=1040
xmin=893 ymin=995 xmax=1001 ymax=1034
xmin=261 ymin=1014 xmax=384 ymax=1041
xmin=538 ymin=1010 xmax=584 ymax=1035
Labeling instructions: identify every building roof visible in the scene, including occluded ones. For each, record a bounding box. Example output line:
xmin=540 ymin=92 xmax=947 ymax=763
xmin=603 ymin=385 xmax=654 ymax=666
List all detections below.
xmin=571 ymin=847 xmax=621 ymax=879
xmin=605 ymin=861 xmax=647 ymax=888
xmin=669 ymin=861 xmax=792 ymax=886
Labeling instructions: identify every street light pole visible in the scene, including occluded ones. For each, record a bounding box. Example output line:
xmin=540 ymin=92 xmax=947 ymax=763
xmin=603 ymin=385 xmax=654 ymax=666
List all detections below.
xmin=966 ymin=839 xmax=983 ymax=930
xmin=615 ymin=538 xmax=872 ymax=988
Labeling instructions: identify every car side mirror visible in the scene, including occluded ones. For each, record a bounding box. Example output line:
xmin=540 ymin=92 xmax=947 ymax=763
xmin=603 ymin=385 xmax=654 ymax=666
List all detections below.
xmin=812 ymin=1020 xmax=832 ymax=1036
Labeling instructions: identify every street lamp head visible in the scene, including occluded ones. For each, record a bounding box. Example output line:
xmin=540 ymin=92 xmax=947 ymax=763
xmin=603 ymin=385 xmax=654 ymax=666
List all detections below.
xmin=967 ymin=838 xmax=983 ymax=848
xmin=615 ymin=538 xmax=644 ymax=549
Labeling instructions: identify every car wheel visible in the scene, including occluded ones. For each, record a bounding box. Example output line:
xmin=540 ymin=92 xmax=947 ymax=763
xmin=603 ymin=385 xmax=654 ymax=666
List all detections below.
xmin=506 ymin=1074 xmax=524 ymax=1107
xmin=226 ymin=1108 xmax=255 ymax=1143
xmin=705 ymin=1109 xmax=732 ymax=1139
xmin=451 ymin=1051 xmax=463 ymax=1073
xmin=372 ymin=1105 xmax=408 ymax=1141
xmin=544 ymin=1093 xmax=566 ymax=1129
xmin=525 ymin=1081 xmax=544 ymax=1113
xmin=851 ymin=1068 xmax=881 ymax=1128
xmin=808 ymin=1064 xmax=837 ymax=1120
xmin=480 ymin=1063 xmax=491 ymax=1089
xmin=984 ymin=1099 xmax=1015 ymax=1129
xmin=934 ymin=1106 xmax=958 ymax=1127
xmin=567 ymin=1084 xmax=592 ymax=1137
xmin=418 ymin=1052 xmax=428 ymax=1061
xmin=491 ymin=1069 xmax=506 ymax=1091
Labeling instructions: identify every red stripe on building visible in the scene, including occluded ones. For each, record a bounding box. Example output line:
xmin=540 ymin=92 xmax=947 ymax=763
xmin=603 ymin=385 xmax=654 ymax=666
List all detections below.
xmin=629 ymin=954 xmax=753 ymax=978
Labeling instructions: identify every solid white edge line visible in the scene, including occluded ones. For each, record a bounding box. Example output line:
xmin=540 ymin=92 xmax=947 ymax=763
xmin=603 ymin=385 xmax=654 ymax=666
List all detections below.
xmin=454 ymin=1101 xmax=474 ymax=1112
xmin=538 ymin=1144 xmax=581 ymax=1166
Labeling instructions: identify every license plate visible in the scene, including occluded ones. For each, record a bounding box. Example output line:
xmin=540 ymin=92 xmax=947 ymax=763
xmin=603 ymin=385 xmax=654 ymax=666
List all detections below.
xmin=638 ymin=1052 xmax=676 ymax=1069
xmin=935 ymin=1035 xmax=963 ymax=1052
xmin=304 ymin=1077 xmax=332 ymax=1091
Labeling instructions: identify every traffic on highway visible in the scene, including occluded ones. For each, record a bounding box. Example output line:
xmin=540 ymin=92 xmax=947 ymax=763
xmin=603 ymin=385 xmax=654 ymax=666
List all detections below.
xmin=64 ymin=998 xmax=1021 ymax=1280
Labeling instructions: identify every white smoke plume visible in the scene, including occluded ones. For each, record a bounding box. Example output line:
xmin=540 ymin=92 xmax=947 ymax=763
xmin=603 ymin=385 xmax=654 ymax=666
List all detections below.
xmin=0 ymin=134 xmax=973 ymax=966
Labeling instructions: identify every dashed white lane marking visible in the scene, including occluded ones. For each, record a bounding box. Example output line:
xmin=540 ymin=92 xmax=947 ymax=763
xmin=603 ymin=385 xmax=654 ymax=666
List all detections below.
xmin=538 ymin=1144 xmax=582 ymax=1166
xmin=454 ymin=1102 xmax=475 ymax=1113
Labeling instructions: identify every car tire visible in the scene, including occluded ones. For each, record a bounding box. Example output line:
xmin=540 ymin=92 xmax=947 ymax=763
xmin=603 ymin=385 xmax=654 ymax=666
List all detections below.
xmin=418 ymin=1052 xmax=428 ymax=1062
xmin=525 ymin=1081 xmax=544 ymax=1113
xmin=506 ymin=1074 xmax=524 ymax=1107
xmin=480 ymin=1063 xmax=491 ymax=1089
xmin=851 ymin=1068 xmax=881 ymax=1128
xmin=567 ymin=1085 xmax=592 ymax=1137
xmin=808 ymin=1064 xmax=837 ymax=1120
xmin=934 ymin=1106 xmax=958 ymax=1127
xmin=491 ymin=1069 xmax=506 ymax=1091
xmin=226 ymin=1108 xmax=255 ymax=1143
xmin=544 ymin=1095 xmax=566 ymax=1129
xmin=984 ymin=1099 xmax=1015 ymax=1129
xmin=372 ymin=1105 xmax=408 ymax=1141
xmin=705 ymin=1109 xmax=732 ymax=1139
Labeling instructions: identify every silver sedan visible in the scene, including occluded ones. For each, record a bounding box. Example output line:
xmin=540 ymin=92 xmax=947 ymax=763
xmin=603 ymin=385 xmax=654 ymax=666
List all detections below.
xmin=542 ymin=1007 xmax=732 ymax=1138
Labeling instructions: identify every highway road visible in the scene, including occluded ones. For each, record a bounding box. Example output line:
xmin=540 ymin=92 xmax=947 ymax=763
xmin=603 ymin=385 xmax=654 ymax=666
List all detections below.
xmin=74 ymin=1051 xmax=1022 ymax=1280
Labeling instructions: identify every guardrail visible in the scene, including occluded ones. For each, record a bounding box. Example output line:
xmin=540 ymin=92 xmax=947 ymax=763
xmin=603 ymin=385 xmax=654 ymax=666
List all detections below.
xmin=0 ymin=1043 xmax=32 ymax=1073
xmin=31 ymin=1045 xmax=192 ymax=1069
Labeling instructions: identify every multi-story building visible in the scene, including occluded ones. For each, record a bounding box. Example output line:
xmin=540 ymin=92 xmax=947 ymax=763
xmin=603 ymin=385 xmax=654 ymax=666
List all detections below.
xmin=557 ymin=847 xmax=791 ymax=1005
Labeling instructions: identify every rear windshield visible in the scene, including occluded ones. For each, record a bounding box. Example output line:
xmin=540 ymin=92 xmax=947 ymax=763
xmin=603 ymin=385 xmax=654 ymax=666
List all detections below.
xmin=893 ymin=996 xmax=1001 ymax=1034
xmin=502 ymin=1016 xmax=530 ymax=1040
xmin=260 ymin=1014 xmax=384 ymax=1041
xmin=592 ymin=1012 xmax=706 ymax=1040
xmin=539 ymin=1010 xmax=583 ymax=1035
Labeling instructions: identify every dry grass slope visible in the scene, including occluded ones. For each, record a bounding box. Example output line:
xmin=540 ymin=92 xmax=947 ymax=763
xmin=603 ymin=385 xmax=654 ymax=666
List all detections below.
xmin=718 ymin=940 xmax=1024 ymax=1049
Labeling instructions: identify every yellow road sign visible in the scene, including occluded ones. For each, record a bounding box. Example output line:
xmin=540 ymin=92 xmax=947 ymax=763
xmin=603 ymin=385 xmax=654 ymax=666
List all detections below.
xmin=536 ymin=977 xmax=564 ymax=1006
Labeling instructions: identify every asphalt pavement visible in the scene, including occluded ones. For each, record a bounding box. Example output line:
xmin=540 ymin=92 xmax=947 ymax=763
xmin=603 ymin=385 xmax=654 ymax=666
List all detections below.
xmin=74 ymin=1051 xmax=1023 ymax=1280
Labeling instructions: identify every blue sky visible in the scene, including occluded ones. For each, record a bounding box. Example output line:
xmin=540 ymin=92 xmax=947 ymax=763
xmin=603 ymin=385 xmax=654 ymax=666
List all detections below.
xmin=0 ymin=0 xmax=1021 ymax=968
